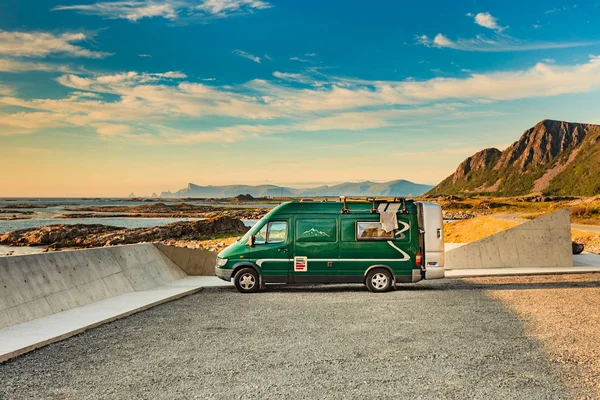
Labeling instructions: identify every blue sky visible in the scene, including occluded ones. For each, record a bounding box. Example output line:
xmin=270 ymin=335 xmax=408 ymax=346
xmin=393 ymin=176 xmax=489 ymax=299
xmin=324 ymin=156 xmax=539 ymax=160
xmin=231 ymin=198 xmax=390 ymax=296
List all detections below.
xmin=1 ymin=0 xmax=600 ymax=196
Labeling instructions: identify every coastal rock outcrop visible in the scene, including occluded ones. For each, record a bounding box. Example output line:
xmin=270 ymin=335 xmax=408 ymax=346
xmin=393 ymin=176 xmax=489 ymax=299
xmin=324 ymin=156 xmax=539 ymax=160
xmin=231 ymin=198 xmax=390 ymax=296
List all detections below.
xmin=0 ymin=216 xmax=249 ymax=249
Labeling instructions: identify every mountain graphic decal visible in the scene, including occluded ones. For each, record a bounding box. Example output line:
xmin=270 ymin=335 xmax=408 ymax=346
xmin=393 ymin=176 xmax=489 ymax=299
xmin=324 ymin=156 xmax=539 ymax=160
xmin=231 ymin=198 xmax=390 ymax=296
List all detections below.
xmin=302 ymin=228 xmax=330 ymax=237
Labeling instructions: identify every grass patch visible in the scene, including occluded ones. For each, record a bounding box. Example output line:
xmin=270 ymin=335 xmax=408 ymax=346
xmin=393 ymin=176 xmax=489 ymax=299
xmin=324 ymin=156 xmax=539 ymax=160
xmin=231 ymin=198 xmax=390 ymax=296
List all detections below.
xmin=444 ymin=216 xmax=519 ymax=243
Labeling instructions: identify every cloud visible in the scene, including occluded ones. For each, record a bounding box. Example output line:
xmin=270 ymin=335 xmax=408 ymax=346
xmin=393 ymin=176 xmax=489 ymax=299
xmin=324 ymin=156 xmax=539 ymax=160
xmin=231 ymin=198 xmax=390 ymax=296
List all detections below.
xmin=473 ymin=12 xmax=507 ymax=31
xmin=0 ymin=111 xmax=66 ymax=136
xmin=290 ymin=56 xmax=310 ymax=63
xmin=54 ymin=1 xmax=182 ymax=21
xmin=195 ymin=0 xmax=272 ymax=16
xmin=0 ymin=30 xmax=110 ymax=58
xmin=0 ymin=85 xmax=14 ymax=96
xmin=0 ymin=58 xmax=78 ymax=73
xmin=545 ymin=6 xmax=575 ymax=14
xmin=4 ymin=56 xmax=600 ymax=143
xmin=432 ymin=34 xmax=454 ymax=48
xmin=416 ymin=35 xmax=432 ymax=46
xmin=417 ymin=32 xmax=600 ymax=52
xmin=232 ymin=49 xmax=261 ymax=63
xmin=54 ymin=0 xmax=272 ymax=22
xmin=138 ymin=54 xmax=152 ymax=57
xmin=272 ymin=71 xmax=318 ymax=85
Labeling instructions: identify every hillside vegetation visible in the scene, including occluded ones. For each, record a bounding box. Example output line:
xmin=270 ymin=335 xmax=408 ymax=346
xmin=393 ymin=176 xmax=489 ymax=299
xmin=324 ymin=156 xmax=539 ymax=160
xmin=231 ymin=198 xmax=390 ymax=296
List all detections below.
xmin=430 ymin=120 xmax=600 ymax=196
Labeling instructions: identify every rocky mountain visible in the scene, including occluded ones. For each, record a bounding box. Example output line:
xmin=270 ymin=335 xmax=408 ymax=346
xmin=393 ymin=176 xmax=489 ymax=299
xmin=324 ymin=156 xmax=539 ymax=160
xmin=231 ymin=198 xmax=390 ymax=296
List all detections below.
xmin=430 ymin=120 xmax=600 ymax=196
xmin=160 ymin=180 xmax=433 ymax=198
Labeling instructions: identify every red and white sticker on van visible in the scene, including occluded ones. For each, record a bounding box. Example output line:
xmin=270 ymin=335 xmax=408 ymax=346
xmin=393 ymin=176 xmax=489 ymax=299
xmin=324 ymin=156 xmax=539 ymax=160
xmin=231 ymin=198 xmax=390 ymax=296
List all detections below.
xmin=294 ymin=256 xmax=308 ymax=272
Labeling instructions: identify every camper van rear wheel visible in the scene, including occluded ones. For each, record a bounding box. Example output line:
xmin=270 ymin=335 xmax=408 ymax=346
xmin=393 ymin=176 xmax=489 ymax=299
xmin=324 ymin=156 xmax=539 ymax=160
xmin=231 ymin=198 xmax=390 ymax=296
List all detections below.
xmin=234 ymin=268 xmax=260 ymax=293
xmin=366 ymin=269 xmax=392 ymax=293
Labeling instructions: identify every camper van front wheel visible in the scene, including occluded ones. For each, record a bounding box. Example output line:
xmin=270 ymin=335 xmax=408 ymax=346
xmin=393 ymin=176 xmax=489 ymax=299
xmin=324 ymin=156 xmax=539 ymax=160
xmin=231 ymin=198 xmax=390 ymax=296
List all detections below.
xmin=366 ymin=268 xmax=392 ymax=293
xmin=234 ymin=268 xmax=260 ymax=293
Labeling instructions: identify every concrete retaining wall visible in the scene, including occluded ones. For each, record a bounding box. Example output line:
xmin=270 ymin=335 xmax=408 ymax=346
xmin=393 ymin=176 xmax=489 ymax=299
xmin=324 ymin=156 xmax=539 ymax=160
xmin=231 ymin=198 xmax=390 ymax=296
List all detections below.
xmin=0 ymin=244 xmax=186 ymax=329
xmin=154 ymin=244 xmax=218 ymax=276
xmin=445 ymin=208 xmax=573 ymax=269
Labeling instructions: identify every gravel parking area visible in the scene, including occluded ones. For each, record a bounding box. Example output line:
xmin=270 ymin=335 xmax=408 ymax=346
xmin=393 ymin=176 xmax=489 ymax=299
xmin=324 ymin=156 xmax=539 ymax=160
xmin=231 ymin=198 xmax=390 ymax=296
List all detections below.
xmin=469 ymin=273 xmax=600 ymax=399
xmin=1 ymin=276 xmax=594 ymax=399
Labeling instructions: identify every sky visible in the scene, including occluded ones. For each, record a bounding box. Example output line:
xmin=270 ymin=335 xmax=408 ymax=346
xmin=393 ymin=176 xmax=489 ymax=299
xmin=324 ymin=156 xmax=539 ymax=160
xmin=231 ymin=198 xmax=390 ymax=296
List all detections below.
xmin=1 ymin=0 xmax=600 ymax=197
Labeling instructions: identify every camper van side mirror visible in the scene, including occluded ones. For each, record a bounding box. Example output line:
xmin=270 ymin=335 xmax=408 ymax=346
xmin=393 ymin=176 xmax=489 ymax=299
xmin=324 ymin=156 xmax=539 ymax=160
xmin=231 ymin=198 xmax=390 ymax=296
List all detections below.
xmin=247 ymin=235 xmax=255 ymax=247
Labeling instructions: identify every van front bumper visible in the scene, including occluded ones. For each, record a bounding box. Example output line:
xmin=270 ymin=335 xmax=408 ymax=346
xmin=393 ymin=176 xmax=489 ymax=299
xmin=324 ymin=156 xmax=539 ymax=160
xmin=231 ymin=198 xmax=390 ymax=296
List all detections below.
xmin=215 ymin=267 xmax=233 ymax=282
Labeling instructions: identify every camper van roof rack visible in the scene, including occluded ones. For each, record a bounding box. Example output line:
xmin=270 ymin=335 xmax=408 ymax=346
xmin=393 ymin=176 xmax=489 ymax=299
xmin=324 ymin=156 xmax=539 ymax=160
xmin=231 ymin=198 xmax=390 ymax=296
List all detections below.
xmin=338 ymin=196 xmax=409 ymax=214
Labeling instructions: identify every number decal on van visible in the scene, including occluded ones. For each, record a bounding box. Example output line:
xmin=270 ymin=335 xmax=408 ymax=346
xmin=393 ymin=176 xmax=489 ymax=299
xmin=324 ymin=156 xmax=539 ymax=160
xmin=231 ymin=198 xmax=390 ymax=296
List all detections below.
xmin=294 ymin=256 xmax=308 ymax=272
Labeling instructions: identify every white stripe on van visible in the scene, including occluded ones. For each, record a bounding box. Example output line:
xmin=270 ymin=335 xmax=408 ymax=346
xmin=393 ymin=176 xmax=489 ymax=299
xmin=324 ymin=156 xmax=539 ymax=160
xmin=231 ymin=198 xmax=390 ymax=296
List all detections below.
xmin=256 ymin=256 xmax=411 ymax=266
xmin=256 ymin=259 xmax=293 ymax=267
xmin=386 ymin=241 xmax=411 ymax=261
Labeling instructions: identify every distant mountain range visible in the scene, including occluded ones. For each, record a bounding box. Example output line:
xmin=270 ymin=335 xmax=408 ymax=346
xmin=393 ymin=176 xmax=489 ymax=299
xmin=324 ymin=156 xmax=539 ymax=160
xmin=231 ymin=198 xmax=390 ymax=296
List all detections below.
xmin=159 ymin=180 xmax=433 ymax=198
xmin=429 ymin=119 xmax=600 ymax=196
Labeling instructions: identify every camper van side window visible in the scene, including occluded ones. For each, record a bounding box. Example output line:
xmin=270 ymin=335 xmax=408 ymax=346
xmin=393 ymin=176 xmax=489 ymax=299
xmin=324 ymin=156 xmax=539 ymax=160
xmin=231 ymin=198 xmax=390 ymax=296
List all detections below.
xmin=267 ymin=221 xmax=287 ymax=244
xmin=356 ymin=222 xmax=394 ymax=241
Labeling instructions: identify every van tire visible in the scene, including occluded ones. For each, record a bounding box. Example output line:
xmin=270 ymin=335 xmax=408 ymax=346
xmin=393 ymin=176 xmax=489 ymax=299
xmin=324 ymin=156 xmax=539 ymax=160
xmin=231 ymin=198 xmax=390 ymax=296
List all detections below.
xmin=365 ymin=268 xmax=392 ymax=293
xmin=234 ymin=268 xmax=260 ymax=293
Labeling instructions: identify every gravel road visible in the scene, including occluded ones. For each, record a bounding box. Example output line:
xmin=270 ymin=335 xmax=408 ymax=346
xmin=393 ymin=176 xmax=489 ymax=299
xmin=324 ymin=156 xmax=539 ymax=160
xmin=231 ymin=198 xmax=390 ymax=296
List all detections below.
xmin=0 ymin=277 xmax=592 ymax=399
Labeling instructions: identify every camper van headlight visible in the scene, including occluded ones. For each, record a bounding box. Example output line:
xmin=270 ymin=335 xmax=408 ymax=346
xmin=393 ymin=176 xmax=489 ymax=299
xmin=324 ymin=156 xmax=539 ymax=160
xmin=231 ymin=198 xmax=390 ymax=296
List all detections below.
xmin=216 ymin=258 xmax=228 ymax=267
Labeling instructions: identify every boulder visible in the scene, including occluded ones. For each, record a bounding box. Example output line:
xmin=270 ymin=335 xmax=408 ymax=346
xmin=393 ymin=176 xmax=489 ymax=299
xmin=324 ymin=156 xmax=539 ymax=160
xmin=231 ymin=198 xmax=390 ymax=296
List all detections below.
xmin=572 ymin=242 xmax=585 ymax=255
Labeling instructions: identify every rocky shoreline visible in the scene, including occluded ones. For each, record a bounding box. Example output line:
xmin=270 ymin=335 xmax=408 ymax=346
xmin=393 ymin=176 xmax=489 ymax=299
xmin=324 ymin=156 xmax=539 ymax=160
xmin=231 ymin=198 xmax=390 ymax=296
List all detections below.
xmin=57 ymin=203 xmax=270 ymax=220
xmin=57 ymin=209 xmax=268 ymax=220
xmin=0 ymin=216 xmax=249 ymax=250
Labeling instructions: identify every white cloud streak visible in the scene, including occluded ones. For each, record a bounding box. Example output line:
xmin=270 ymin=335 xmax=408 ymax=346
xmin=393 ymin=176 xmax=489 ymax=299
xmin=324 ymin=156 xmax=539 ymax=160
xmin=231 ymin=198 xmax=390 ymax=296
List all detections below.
xmin=4 ymin=57 xmax=600 ymax=141
xmin=417 ymin=33 xmax=600 ymax=52
xmin=195 ymin=0 xmax=272 ymax=16
xmin=473 ymin=12 xmax=507 ymax=31
xmin=0 ymin=58 xmax=78 ymax=73
xmin=54 ymin=1 xmax=181 ymax=21
xmin=0 ymin=31 xmax=110 ymax=58
xmin=290 ymin=56 xmax=310 ymax=63
xmin=232 ymin=49 xmax=261 ymax=63
xmin=53 ymin=0 xmax=272 ymax=22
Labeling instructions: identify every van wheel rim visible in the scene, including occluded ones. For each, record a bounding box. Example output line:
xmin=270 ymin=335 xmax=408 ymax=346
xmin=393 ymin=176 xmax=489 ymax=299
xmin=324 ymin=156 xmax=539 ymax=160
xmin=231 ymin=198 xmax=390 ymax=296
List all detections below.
xmin=371 ymin=273 xmax=388 ymax=290
xmin=239 ymin=274 xmax=256 ymax=290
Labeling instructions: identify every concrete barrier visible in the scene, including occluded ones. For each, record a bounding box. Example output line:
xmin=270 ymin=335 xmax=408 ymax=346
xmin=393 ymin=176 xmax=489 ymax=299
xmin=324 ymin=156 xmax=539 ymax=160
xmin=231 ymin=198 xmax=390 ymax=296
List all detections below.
xmin=445 ymin=208 xmax=573 ymax=269
xmin=0 ymin=244 xmax=186 ymax=329
xmin=154 ymin=244 xmax=218 ymax=276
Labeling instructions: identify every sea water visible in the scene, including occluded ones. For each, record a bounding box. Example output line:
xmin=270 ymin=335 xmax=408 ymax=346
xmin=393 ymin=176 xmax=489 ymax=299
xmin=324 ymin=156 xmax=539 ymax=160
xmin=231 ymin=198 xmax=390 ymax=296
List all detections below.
xmin=0 ymin=198 xmax=272 ymax=231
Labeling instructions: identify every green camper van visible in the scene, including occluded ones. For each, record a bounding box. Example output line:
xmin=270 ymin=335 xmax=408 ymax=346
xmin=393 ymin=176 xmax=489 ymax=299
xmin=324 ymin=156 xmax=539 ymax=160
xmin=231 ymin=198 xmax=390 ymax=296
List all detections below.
xmin=216 ymin=198 xmax=445 ymax=293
